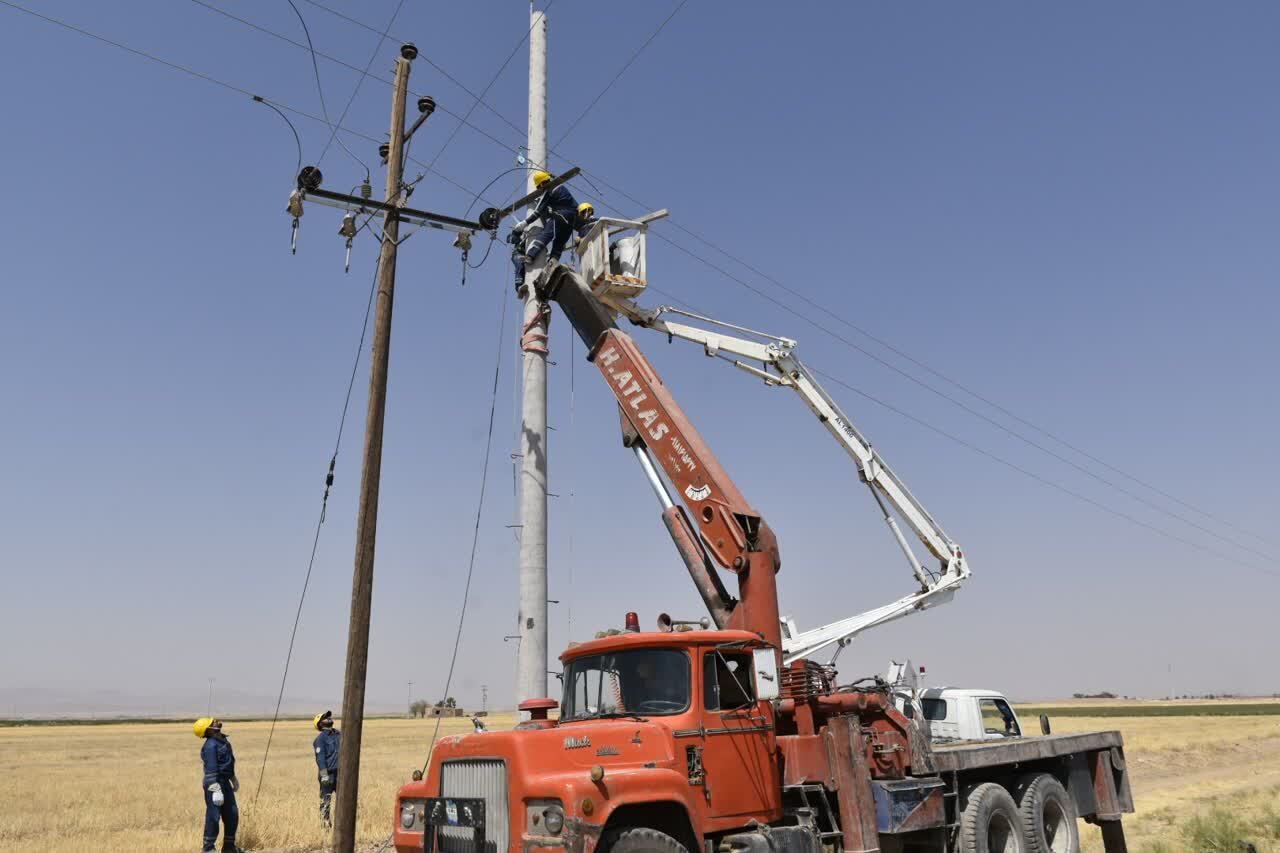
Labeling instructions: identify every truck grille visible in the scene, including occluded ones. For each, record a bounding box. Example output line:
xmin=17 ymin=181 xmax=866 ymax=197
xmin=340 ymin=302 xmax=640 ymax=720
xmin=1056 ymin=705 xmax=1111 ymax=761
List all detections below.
xmin=439 ymin=759 xmax=508 ymax=853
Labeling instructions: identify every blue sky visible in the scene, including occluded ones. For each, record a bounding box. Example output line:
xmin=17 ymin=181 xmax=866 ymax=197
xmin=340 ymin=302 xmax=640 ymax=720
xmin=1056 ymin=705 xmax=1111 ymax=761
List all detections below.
xmin=1 ymin=1 xmax=1276 ymax=714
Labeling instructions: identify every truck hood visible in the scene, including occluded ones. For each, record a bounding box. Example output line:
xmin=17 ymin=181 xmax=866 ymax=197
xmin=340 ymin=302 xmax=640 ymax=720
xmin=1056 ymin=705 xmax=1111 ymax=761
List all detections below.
xmin=429 ymin=718 xmax=677 ymax=770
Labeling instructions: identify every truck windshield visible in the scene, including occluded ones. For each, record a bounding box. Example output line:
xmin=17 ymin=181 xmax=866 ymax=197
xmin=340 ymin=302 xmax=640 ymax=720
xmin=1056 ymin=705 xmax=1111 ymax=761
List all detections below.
xmin=562 ymin=649 xmax=690 ymax=719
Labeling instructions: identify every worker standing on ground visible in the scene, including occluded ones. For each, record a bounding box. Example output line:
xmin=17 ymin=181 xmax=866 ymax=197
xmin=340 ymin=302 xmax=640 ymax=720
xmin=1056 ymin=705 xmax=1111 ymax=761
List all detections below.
xmin=194 ymin=717 xmax=243 ymax=853
xmin=313 ymin=710 xmax=341 ymax=825
xmin=510 ymin=170 xmax=578 ymax=292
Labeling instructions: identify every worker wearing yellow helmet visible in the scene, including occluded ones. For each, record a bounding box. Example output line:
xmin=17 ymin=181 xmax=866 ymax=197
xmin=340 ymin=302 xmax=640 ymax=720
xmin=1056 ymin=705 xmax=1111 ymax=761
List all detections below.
xmin=575 ymin=201 xmax=598 ymax=238
xmin=313 ymin=710 xmax=341 ymax=825
xmin=194 ymin=717 xmax=243 ymax=853
xmin=509 ymin=168 xmax=579 ymax=293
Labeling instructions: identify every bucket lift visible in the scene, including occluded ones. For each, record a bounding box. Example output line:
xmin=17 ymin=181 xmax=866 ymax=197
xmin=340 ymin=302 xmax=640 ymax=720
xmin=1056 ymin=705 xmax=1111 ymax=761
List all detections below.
xmin=565 ymin=214 xmax=971 ymax=664
xmin=575 ymin=210 xmax=668 ymax=304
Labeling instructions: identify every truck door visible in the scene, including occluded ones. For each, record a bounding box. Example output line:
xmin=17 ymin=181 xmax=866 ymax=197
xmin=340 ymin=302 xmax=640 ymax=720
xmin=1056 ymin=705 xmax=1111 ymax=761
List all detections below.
xmin=978 ymin=697 xmax=1021 ymax=739
xmin=697 ymin=650 xmax=780 ymax=820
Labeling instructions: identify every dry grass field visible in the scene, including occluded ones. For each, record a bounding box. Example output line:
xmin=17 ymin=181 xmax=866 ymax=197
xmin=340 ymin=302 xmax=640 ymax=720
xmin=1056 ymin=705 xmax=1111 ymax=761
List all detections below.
xmin=1021 ymin=705 xmax=1280 ymax=851
xmin=3 ymin=702 xmax=1279 ymax=851
xmin=0 ymin=714 xmax=516 ymax=852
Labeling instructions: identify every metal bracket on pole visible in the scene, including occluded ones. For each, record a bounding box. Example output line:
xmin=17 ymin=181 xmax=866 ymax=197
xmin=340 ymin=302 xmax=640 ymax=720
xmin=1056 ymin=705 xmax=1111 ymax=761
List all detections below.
xmin=301 ymin=188 xmax=482 ymax=235
xmin=477 ymin=167 xmax=581 ymax=231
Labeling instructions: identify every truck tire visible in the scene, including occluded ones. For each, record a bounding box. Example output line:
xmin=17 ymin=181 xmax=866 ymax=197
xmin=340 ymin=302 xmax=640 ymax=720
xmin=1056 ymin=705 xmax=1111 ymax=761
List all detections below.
xmin=959 ymin=782 xmax=1025 ymax=853
xmin=599 ymin=827 xmax=690 ymax=853
xmin=1015 ymin=774 xmax=1079 ymax=853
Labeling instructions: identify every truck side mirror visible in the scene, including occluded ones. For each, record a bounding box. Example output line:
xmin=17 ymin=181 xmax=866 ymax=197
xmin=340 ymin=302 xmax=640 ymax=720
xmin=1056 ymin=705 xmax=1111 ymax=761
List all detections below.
xmin=1039 ymin=714 xmax=1051 ymax=736
xmin=753 ymin=649 xmax=781 ymax=701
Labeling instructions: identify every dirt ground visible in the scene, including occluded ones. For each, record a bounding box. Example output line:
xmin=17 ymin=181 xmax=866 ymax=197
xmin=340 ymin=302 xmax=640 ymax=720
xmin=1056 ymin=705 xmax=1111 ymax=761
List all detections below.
xmin=3 ymin=704 xmax=1279 ymax=851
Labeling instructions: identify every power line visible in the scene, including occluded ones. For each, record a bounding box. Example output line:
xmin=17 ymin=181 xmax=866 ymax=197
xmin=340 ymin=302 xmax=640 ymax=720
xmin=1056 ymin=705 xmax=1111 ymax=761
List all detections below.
xmin=313 ymin=0 xmax=408 ymax=170
xmin=421 ymin=266 xmax=510 ymax=772
xmin=300 ymin=0 xmax=528 ymax=140
xmin=0 ymin=0 xmax=496 ymax=207
xmin=645 ymin=230 xmax=1273 ymax=565
xmin=252 ymin=96 xmax=302 ymax=177
xmin=9 ymin=0 xmax=1268 ymax=563
xmin=642 ymin=284 xmax=1279 ymax=581
xmin=254 ymin=251 xmax=382 ymax=802
xmin=809 ymin=367 xmax=1280 ymax=580
xmin=419 ymin=0 xmax=558 ymax=178
xmin=281 ymin=0 xmax=369 ymax=175
xmin=187 ymin=0 xmax=527 ymax=167
xmin=552 ymin=0 xmax=689 ymax=148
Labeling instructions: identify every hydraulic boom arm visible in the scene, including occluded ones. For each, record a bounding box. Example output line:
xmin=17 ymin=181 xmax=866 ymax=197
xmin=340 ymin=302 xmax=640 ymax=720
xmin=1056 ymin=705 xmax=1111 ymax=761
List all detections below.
xmin=543 ymin=265 xmax=970 ymax=664
xmin=610 ymin=303 xmax=971 ymax=664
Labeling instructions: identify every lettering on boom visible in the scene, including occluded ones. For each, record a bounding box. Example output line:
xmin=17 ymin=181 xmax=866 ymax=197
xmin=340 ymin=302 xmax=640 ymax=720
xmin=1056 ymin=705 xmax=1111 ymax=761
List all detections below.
xmin=598 ymin=346 xmax=672 ymax=445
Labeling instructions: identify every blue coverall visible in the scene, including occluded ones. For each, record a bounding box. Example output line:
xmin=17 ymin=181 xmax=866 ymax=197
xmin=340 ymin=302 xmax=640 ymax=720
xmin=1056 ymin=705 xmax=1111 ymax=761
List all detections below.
xmin=512 ymin=183 xmax=579 ymax=289
xmin=200 ymin=734 xmax=238 ymax=851
xmin=313 ymin=727 xmax=341 ymax=823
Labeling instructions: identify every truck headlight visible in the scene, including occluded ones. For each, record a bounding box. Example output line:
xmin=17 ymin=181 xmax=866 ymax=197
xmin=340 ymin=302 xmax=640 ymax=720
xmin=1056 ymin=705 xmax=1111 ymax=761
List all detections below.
xmin=401 ymin=803 xmax=417 ymax=829
xmin=543 ymin=804 xmax=565 ymax=835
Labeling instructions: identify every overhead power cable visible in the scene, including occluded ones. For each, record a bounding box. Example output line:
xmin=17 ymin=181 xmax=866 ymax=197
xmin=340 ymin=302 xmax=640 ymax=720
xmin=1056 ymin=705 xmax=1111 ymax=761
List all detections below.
xmin=311 ymin=0 xmax=408 ymax=170
xmin=641 ymin=285 xmax=1279 ymax=581
xmin=421 ymin=266 xmax=510 ymax=772
xmin=0 ymin=0 xmax=500 ymax=208
xmin=186 ymin=0 xmax=526 ymax=165
xmin=552 ymin=0 xmax=689 ymax=148
xmin=8 ymin=0 xmax=1266 ymax=561
xmin=252 ymin=96 xmax=302 ymax=177
xmin=419 ymin=0 xmax=558 ymax=179
xmin=282 ymin=0 xmax=370 ymax=176
xmin=254 ymin=252 xmax=382 ymax=802
xmin=300 ymin=0 xmax=528 ymax=140
xmin=644 ymin=230 xmax=1272 ymax=564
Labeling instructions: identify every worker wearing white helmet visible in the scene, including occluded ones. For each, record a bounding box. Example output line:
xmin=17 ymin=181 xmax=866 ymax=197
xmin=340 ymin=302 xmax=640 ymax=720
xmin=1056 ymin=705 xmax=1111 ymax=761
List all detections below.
xmin=194 ymin=717 xmax=243 ymax=853
xmin=313 ymin=710 xmax=341 ymax=825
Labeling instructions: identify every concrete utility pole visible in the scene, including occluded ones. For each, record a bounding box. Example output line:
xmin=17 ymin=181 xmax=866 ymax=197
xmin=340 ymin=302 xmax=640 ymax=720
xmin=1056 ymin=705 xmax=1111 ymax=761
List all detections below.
xmin=333 ymin=45 xmax=413 ymax=853
xmin=516 ymin=5 xmax=550 ymax=714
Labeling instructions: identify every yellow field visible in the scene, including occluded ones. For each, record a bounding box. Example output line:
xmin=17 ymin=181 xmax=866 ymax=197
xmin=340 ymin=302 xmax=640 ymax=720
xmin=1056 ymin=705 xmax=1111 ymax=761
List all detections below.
xmin=3 ymin=705 xmax=1279 ymax=851
xmin=1038 ymin=711 xmax=1280 ymax=852
xmin=0 ymin=714 xmax=516 ymax=852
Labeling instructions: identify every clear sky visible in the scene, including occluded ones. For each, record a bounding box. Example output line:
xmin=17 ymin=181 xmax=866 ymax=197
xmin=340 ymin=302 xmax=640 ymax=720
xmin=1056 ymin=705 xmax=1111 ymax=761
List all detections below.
xmin=1 ymin=1 xmax=1277 ymax=716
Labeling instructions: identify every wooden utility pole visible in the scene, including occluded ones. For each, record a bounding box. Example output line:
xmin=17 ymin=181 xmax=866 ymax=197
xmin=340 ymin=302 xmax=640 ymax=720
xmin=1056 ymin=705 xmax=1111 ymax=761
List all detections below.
xmin=332 ymin=44 xmax=414 ymax=853
xmin=516 ymin=3 xmax=550 ymax=717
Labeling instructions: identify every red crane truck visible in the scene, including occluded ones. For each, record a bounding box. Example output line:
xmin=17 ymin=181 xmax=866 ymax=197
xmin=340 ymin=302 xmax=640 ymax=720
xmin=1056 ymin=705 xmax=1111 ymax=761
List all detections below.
xmin=392 ymin=247 xmax=1134 ymax=853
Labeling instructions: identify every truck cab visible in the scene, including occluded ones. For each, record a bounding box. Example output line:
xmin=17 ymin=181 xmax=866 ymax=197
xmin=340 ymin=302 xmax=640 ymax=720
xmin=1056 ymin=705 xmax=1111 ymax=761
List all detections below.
xmin=393 ymin=626 xmax=782 ymax=853
xmin=899 ymin=688 xmax=1023 ymax=743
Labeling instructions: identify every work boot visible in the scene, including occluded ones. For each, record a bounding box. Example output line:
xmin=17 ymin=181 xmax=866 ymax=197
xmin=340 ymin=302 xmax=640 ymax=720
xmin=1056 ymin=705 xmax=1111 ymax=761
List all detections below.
xmin=201 ymin=841 xmax=216 ymax=852
xmin=221 ymin=841 xmax=244 ymax=853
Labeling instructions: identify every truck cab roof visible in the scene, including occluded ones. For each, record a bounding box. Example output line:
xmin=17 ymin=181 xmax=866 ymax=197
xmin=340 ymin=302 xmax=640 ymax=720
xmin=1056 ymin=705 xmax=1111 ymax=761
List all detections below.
xmin=559 ymin=629 xmax=764 ymax=662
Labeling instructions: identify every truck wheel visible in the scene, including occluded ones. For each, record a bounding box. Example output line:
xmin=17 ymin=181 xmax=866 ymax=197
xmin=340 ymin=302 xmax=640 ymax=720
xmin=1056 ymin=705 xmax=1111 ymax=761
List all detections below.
xmin=959 ymin=782 xmax=1025 ymax=853
xmin=599 ymin=827 xmax=689 ymax=853
xmin=1015 ymin=774 xmax=1079 ymax=853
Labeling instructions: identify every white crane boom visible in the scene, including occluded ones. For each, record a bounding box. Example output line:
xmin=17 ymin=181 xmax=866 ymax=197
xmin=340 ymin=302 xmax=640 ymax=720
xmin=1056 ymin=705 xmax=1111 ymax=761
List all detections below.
xmin=607 ymin=301 xmax=971 ymax=664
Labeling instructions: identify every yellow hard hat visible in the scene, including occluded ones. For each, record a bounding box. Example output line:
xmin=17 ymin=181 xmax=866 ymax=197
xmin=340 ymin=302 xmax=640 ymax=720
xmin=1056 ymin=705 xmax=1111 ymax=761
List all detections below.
xmin=577 ymin=202 xmax=594 ymax=216
xmin=314 ymin=709 xmax=333 ymax=730
xmin=532 ymin=170 xmax=553 ymax=188
xmin=193 ymin=717 xmax=217 ymax=738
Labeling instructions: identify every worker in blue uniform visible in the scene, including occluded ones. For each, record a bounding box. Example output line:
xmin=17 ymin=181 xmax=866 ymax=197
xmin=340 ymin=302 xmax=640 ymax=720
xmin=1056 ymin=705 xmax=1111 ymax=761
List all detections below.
xmin=510 ymin=170 xmax=579 ymax=292
xmin=313 ymin=710 xmax=341 ymax=825
xmin=575 ymin=201 xmax=598 ymax=240
xmin=194 ymin=717 xmax=243 ymax=853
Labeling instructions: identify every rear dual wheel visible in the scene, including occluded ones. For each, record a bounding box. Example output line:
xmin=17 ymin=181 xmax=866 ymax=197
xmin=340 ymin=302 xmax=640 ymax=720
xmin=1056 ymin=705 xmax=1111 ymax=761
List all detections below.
xmin=1014 ymin=774 xmax=1079 ymax=853
xmin=959 ymin=783 xmax=1024 ymax=853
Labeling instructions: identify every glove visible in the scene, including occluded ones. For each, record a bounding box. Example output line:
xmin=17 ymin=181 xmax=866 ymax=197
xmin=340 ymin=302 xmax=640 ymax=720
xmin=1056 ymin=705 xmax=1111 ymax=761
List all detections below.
xmin=320 ymin=770 xmax=331 ymax=784
xmin=208 ymin=782 xmax=224 ymax=806
xmin=230 ymin=776 xmax=240 ymax=793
